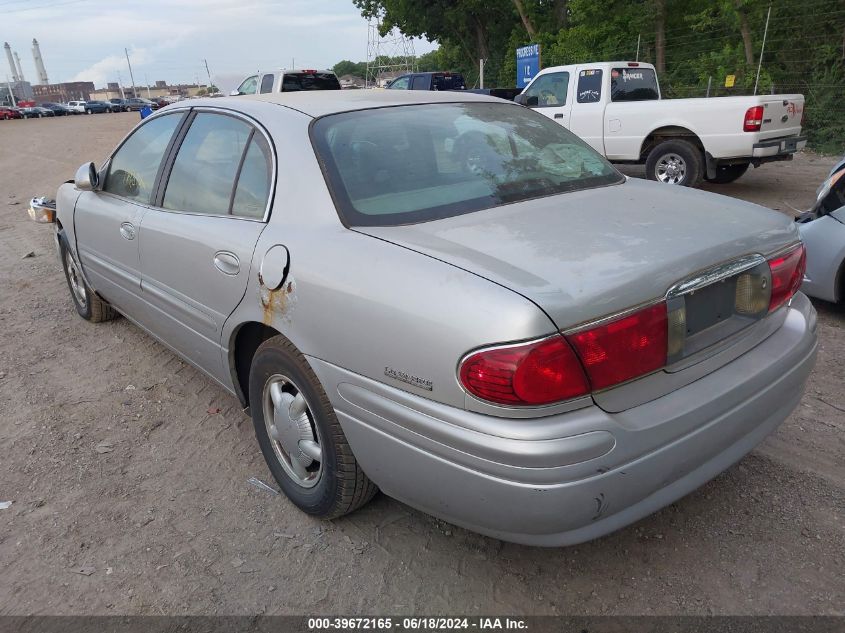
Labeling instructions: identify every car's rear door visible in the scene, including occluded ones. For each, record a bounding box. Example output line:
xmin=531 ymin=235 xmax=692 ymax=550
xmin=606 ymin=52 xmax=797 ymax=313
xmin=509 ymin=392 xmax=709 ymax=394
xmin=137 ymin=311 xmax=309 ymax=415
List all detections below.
xmin=74 ymin=111 xmax=186 ymax=316
xmin=137 ymin=109 xmax=274 ymax=382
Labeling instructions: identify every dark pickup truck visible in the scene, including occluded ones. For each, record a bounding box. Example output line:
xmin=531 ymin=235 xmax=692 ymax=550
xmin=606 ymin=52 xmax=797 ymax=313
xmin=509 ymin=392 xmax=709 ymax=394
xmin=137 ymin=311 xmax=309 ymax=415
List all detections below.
xmin=386 ymin=72 xmax=466 ymax=91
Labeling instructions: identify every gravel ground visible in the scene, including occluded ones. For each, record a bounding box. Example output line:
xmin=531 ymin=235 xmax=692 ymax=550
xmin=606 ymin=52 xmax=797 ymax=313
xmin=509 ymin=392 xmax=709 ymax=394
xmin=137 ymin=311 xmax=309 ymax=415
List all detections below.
xmin=0 ymin=113 xmax=843 ymax=616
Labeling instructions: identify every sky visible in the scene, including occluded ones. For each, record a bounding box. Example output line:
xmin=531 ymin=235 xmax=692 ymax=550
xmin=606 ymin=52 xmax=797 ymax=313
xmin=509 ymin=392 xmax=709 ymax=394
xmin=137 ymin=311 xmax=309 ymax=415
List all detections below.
xmin=0 ymin=0 xmax=437 ymax=92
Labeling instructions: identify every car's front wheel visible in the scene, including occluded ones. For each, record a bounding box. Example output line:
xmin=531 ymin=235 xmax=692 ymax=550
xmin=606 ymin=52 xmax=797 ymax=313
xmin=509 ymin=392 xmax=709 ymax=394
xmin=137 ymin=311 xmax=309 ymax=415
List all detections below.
xmin=60 ymin=239 xmax=116 ymax=322
xmin=645 ymin=139 xmax=704 ymax=187
xmin=249 ymin=335 xmax=377 ymax=519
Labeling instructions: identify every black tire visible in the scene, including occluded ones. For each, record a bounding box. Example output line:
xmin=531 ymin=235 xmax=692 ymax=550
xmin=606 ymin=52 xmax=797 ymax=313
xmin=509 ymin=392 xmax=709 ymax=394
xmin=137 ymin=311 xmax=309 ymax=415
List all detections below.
xmin=249 ymin=335 xmax=377 ymax=519
xmin=645 ymin=139 xmax=704 ymax=187
xmin=106 ymin=108 xmax=112 ymax=113
xmin=705 ymin=163 xmax=750 ymax=184
xmin=59 ymin=238 xmax=116 ymax=323
xmin=85 ymin=109 xmax=91 ymax=115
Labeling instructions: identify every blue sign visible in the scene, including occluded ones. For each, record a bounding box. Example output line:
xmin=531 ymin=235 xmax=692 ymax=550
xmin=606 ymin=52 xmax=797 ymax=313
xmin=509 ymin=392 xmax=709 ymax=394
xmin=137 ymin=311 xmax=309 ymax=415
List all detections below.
xmin=516 ymin=44 xmax=540 ymax=88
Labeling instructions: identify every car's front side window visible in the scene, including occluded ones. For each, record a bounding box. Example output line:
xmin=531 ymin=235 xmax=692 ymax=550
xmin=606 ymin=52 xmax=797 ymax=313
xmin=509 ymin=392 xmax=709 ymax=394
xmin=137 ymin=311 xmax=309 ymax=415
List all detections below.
xmin=388 ymin=76 xmax=410 ymax=90
xmin=523 ymin=72 xmax=569 ymax=107
xmin=162 ymin=113 xmax=253 ymax=216
xmin=238 ymin=75 xmax=258 ymax=95
xmin=103 ymin=113 xmax=184 ymax=203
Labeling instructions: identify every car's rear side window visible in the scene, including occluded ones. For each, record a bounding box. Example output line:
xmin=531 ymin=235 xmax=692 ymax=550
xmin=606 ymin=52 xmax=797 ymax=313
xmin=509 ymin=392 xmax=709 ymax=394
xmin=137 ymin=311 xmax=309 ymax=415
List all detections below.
xmin=576 ymin=69 xmax=603 ymax=103
xmin=311 ymin=102 xmax=622 ymax=227
xmin=103 ymin=113 xmax=184 ymax=203
xmin=260 ymin=74 xmax=274 ymax=94
xmin=411 ymin=76 xmax=428 ymax=90
xmin=163 ymin=113 xmax=252 ymax=215
xmin=231 ymin=135 xmax=272 ymax=219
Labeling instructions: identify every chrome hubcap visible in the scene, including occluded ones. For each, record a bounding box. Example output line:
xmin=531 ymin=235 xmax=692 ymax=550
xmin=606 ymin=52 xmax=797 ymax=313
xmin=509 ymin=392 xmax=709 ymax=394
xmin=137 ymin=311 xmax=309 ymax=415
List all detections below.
xmin=65 ymin=250 xmax=87 ymax=308
xmin=262 ymin=374 xmax=322 ymax=488
xmin=656 ymin=153 xmax=687 ymax=184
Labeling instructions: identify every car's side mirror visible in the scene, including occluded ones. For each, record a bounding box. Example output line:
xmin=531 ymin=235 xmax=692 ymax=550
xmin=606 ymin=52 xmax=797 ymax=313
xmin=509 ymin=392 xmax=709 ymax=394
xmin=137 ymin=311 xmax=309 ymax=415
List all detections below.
xmin=229 ymin=89 xmax=242 ymax=97
xmin=74 ymin=162 xmax=98 ymax=191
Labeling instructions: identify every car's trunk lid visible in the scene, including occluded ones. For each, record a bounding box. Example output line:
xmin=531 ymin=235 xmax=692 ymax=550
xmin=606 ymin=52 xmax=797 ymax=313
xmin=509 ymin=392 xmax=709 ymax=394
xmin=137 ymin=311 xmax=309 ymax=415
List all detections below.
xmin=359 ymin=178 xmax=798 ymax=330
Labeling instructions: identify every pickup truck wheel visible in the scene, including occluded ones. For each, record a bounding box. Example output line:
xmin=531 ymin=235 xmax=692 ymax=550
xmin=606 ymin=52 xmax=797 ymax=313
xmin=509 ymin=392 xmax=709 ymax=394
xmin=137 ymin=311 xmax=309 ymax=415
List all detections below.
xmin=646 ymin=139 xmax=703 ymax=187
xmin=249 ymin=335 xmax=378 ymax=519
xmin=60 ymin=239 xmax=116 ymax=322
xmin=705 ymin=163 xmax=749 ymax=184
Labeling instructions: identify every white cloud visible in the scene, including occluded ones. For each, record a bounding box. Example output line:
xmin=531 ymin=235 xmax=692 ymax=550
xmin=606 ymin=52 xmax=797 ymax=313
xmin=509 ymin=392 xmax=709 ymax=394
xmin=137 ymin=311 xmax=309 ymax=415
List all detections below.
xmin=69 ymin=48 xmax=151 ymax=87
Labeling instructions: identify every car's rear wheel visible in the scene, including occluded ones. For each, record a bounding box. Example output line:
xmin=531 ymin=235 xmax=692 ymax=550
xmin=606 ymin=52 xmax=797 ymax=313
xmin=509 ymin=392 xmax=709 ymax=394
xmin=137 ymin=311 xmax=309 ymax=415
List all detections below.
xmin=249 ymin=335 xmax=377 ymax=519
xmin=705 ymin=163 xmax=750 ymax=184
xmin=645 ymin=139 xmax=704 ymax=187
xmin=60 ymin=239 xmax=116 ymax=322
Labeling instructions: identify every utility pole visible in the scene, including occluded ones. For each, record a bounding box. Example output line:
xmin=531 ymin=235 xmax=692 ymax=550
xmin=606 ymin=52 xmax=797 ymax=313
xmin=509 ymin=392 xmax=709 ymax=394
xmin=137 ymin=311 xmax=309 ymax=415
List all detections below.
xmin=144 ymin=73 xmax=151 ymax=98
xmin=118 ymin=71 xmax=125 ymax=99
xmin=203 ymin=58 xmax=214 ymax=92
xmin=479 ymin=59 xmax=485 ymax=89
xmin=635 ymin=34 xmax=641 ymax=61
xmin=753 ymin=5 xmax=772 ymax=96
xmin=124 ymin=48 xmax=137 ymax=98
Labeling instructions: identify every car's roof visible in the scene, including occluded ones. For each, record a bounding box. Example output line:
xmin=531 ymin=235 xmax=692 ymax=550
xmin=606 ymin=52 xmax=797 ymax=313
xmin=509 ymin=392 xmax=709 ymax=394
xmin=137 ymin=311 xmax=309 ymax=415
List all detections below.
xmin=185 ymin=89 xmax=506 ymax=119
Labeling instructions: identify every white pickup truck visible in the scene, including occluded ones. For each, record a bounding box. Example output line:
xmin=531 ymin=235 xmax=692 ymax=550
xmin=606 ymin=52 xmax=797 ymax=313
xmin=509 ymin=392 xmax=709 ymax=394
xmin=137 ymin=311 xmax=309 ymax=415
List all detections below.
xmin=516 ymin=61 xmax=806 ymax=186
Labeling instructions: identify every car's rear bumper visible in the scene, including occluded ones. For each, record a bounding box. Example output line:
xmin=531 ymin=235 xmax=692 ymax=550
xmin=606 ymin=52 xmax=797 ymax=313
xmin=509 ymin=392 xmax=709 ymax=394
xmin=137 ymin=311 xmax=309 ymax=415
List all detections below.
xmin=310 ymin=294 xmax=817 ymax=546
xmin=752 ymin=135 xmax=807 ymax=159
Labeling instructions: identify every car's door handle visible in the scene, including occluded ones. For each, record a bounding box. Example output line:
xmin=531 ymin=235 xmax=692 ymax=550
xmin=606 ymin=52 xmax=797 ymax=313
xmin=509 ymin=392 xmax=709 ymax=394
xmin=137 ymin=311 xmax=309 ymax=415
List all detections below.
xmin=213 ymin=251 xmax=240 ymax=276
xmin=119 ymin=222 xmax=136 ymax=240
xmin=554 ymin=113 xmax=564 ymax=119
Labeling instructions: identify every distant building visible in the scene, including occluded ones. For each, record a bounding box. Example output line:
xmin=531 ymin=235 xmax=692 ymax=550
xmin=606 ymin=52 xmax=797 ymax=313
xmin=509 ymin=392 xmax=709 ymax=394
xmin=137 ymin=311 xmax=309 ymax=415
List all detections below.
xmin=32 ymin=81 xmax=95 ymax=102
xmin=339 ymin=74 xmax=365 ymax=89
xmin=0 ymin=80 xmax=33 ymax=105
xmin=376 ymin=70 xmax=404 ymax=87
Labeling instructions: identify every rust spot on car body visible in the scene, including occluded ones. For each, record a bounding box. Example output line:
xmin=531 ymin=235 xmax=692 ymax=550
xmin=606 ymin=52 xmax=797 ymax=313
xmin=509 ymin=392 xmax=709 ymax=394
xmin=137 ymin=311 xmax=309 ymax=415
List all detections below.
xmin=260 ymin=279 xmax=295 ymax=325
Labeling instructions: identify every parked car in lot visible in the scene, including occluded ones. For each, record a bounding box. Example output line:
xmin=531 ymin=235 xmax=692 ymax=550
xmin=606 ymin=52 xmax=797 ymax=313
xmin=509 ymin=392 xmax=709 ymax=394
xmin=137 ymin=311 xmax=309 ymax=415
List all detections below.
xmin=121 ymin=97 xmax=157 ymax=111
xmin=386 ymin=71 xmax=466 ymax=91
xmin=47 ymin=91 xmax=817 ymax=546
xmin=19 ymin=106 xmax=55 ymax=118
xmin=516 ymin=61 xmax=807 ymax=186
xmin=231 ymin=69 xmax=340 ymax=95
xmin=146 ymin=97 xmax=169 ymax=108
xmin=0 ymin=105 xmax=23 ymax=119
xmin=40 ymin=102 xmax=70 ymax=116
xmin=109 ymin=98 xmax=130 ymax=112
xmin=66 ymin=100 xmax=87 ymax=114
xmin=83 ymin=100 xmax=113 ymax=114
xmin=797 ymin=156 xmax=845 ymax=303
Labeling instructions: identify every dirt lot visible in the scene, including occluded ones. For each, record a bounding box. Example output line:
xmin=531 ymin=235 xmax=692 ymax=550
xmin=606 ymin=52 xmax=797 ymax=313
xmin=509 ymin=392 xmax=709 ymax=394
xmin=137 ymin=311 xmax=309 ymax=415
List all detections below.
xmin=0 ymin=113 xmax=843 ymax=616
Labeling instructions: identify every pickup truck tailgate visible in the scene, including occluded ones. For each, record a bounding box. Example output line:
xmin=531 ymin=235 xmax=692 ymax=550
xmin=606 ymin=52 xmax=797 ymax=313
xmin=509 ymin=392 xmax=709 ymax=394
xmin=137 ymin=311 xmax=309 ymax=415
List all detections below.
xmin=759 ymin=94 xmax=804 ymax=138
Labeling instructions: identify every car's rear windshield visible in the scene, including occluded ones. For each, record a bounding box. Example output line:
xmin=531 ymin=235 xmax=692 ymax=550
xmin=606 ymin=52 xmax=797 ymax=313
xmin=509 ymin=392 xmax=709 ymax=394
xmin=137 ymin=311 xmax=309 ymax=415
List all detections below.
xmin=311 ymin=102 xmax=623 ymax=227
xmin=281 ymin=73 xmax=340 ymax=91
xmin=433 ymin=74 xmax=465 ymax=90
xmin=610 ymin=67 xmax=659 ymax=101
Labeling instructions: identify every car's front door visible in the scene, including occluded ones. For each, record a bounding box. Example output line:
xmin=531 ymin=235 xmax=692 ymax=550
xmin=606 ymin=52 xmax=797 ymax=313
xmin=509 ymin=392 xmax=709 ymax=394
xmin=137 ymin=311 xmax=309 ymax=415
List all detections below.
xmin=137 ymin=111 xmax=273 ymax=382
xmin=521 ymin=71 xmax=571 ymax=128
xmin=74 ymin=112 xmax=185 ymax=316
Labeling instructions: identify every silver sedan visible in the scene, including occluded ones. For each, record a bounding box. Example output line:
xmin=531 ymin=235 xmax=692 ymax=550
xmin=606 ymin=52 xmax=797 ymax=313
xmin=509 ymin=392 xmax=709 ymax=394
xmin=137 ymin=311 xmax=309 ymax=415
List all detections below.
xmin=51 ymin=91 xmax=817 ymax=546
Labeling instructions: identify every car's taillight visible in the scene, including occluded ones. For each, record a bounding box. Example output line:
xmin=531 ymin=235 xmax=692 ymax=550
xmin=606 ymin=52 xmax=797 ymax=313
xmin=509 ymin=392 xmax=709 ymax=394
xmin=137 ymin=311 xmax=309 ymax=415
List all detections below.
xmin=567 ymin=302 xmax=668 ymax=391
xmin=744 ymin=105 xmax=764 ymax=132
xmin=459 ymin=336 xmax=590 ymax=406
xmin=767 ymin=243 xmax=806 ymax=312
